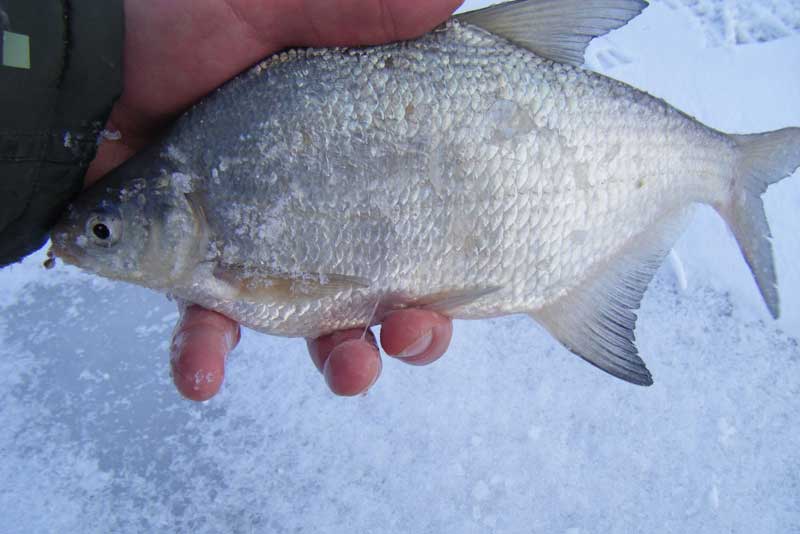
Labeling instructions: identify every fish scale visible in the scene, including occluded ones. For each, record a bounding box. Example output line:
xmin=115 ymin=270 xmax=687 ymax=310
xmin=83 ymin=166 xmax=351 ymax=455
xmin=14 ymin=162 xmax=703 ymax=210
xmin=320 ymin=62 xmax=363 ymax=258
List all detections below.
xmin=51 ymin=0 xmax=800 ymax=385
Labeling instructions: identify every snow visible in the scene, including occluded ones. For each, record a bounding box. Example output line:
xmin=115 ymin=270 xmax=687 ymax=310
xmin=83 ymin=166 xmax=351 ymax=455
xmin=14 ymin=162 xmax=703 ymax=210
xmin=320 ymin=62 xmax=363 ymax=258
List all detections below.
xmin=662 ymin=0 xmax=800 ymax=46
xmin=1 ymin=2 xmax=799 ymax=532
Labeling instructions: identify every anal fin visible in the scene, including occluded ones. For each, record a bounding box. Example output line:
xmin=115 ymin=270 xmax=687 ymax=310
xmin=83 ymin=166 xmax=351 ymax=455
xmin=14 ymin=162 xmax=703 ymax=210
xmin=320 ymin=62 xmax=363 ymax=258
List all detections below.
xmin=531 ymin=214 xmax=689 ymax=386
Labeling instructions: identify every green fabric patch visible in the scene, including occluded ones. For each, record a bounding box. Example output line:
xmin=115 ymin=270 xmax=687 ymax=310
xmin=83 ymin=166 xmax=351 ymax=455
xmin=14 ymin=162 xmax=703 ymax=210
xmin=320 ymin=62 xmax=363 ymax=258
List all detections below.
xmin=2 ymin=31 xmax=31 ymax=69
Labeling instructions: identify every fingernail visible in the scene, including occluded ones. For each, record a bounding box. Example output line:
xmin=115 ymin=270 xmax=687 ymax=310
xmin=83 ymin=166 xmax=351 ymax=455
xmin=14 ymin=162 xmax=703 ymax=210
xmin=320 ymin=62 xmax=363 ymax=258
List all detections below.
xmin=368 ymin=353 xmax=382 ymax=388
xmin=360 ymin=357 xmax=382 ymax=397
xmin=170 ymin=331 xmax=187 ymax=363
xmin=398 ymin=330 xmax=433 ymax=358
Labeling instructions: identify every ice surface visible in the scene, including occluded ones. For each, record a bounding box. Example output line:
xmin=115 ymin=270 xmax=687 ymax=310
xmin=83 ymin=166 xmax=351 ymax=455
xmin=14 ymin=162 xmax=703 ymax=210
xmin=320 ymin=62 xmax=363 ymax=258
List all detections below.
xmin=661 ymin=0 xmax=800 ymax=46
xmin=1 ymin=2 xmax=799 ymax=533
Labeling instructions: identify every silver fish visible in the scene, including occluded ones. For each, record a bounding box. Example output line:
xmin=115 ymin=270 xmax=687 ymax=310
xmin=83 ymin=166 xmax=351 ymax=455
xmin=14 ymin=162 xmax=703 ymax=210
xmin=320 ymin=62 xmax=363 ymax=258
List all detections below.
xmin=51 ymin=0 xmax=800 ymax=385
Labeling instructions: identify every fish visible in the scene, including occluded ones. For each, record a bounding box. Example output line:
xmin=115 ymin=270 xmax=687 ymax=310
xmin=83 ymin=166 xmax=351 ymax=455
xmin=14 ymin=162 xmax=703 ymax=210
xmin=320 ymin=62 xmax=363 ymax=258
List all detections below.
xmin=50 ymin=0 xmax=800 ymax=386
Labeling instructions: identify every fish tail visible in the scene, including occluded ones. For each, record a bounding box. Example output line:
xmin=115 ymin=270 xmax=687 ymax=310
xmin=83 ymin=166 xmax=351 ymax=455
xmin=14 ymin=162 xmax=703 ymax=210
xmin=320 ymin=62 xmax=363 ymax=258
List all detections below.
xmin=716 ymin=127 xmax=800 ymax=319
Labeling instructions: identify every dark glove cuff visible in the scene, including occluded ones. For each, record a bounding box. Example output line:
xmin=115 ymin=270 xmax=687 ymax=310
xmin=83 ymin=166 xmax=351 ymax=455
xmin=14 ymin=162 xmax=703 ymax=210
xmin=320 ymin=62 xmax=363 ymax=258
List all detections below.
xmin=0 ymin=0 xmax=123 ymax=266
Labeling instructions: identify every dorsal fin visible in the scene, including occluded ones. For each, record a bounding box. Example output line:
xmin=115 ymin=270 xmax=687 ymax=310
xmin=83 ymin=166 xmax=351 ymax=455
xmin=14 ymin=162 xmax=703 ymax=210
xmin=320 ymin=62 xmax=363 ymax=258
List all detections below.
xmin=531 ymin=212 xmax=689 ymax=386
xmin=456 ymin=0 xmax=648 ymax=67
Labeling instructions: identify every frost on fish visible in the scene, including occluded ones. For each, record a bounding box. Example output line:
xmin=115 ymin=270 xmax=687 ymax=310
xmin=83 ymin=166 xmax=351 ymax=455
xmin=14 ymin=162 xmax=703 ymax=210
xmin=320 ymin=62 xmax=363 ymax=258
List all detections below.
xmin=50 ymin=0 xmax=800 ymax=386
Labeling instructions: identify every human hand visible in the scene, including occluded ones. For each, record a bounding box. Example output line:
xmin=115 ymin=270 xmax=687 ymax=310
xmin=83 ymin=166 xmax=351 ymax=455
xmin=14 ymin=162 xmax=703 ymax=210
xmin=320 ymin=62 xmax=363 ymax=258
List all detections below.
xmin=89 ymin=0 xmax=463 ymax=400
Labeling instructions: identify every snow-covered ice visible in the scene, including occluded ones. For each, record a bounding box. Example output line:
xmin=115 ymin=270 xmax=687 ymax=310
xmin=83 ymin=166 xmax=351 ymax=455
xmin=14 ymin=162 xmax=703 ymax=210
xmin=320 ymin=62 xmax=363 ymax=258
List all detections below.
xmin=1 ymin=2 xmax=799 ymax=532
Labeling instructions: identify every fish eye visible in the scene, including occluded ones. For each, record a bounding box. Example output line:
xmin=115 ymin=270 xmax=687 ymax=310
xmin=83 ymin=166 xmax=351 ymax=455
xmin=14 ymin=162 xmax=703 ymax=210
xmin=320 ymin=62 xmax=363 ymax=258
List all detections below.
xmin=93 ymin=223 xmax=110 ymax=240
xmin=86 ymin=212 xmax=122 ymax=247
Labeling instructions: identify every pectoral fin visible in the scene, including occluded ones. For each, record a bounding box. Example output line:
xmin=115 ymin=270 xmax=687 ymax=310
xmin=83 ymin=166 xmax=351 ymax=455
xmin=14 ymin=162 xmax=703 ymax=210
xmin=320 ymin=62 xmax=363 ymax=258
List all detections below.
xmin=457 ymin=0 xmax=648 ymax=67
xmin=531 ymin=214 xmax=688 ymax=386
xmin=213 ymin=264 xmax=369 ymax=302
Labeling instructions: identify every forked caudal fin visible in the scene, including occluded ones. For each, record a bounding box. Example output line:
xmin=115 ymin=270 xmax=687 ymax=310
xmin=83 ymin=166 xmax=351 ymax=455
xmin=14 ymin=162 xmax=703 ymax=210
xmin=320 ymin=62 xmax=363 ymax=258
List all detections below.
xmin=717 ymin=127 xmax=800 ymax=319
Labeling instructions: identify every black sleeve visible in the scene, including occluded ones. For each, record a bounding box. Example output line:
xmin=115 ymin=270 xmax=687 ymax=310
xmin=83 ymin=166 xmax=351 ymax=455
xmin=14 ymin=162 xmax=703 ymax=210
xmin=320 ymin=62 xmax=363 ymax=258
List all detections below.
xmin=0 ymin=0 xmax=123 ymax=267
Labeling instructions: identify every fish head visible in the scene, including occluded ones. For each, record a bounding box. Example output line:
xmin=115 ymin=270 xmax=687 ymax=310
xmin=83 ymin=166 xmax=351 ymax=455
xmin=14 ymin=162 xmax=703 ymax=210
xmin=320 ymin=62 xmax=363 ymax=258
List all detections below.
xmin=50 ymin=148 xmax=207 ymax=289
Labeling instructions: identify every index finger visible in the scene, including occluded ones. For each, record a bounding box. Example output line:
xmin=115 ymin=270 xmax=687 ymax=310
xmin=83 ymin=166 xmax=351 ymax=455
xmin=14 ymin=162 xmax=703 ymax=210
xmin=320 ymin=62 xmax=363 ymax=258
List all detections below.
xmin=170 ymin=306 xmax=240 ymax=401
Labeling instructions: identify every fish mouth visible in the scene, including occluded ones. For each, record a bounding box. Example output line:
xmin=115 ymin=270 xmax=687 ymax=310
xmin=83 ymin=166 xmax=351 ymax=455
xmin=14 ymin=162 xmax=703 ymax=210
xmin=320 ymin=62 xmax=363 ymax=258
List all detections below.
xmin=48 ymin=224 xmax=83 ymax=267
xmin=48 ymin=240 xmax=79 ymax=266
